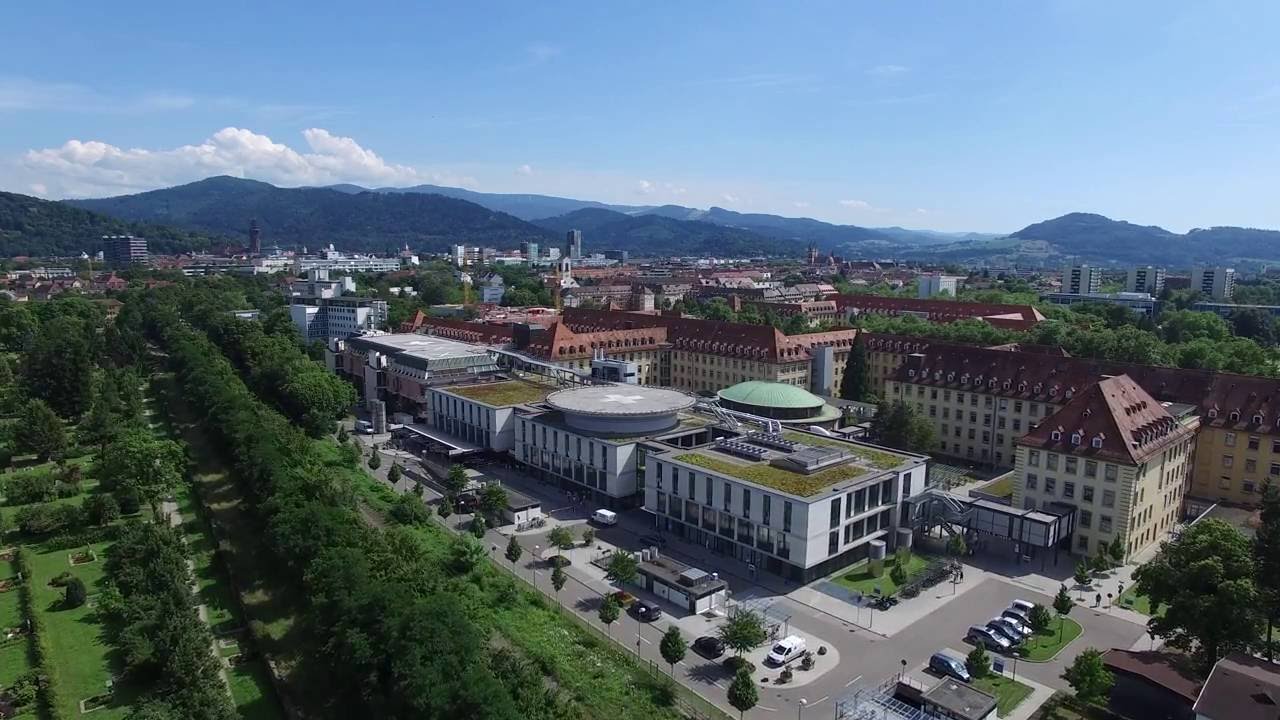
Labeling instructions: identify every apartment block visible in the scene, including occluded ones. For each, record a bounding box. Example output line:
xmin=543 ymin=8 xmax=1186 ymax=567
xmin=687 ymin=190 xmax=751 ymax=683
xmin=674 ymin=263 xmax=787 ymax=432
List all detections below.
xmin=1191 ymin=266 xmax=1236 ymax=300
xmin=1126 ymin=266 xmax=1166 ymax=295
xmin=1062 ymin=264 xmax=1102 ymax=295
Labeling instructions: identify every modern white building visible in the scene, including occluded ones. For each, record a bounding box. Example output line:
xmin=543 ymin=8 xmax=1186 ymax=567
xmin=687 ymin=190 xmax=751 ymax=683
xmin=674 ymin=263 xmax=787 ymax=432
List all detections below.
xmin=1062 ymin=264 xmax=1102 ymax=295
xmin=917 ymin=274 xmax=960 ymax=298
xmin=287 ymin=268 xmax=387 ymax=341
xmin=1126 ymin=266 xmax=1166 ymax=295
xmin=1192 ymin=266 xmax=1235 ymax=300
xmin=479 ymin=274 xmax=506 ymax=304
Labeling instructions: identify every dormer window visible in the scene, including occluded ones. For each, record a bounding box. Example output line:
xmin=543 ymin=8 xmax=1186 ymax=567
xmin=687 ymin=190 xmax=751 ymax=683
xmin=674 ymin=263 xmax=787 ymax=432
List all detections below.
xmin=1019 ymin=382 xmax=1027 ymax=392
xmin=1034 ymin=383 xmax=1043 ymax=394
xmin=1003 ymin=381 xmax=1011 ymax=390
xmin=1071 ymin=433 xmax=1082 ymax=445
xmin=1254 ymin=414 xmax=1264 ymax=425
xmin=947 ymin=372 xmax=955 ymax=382
xmin=1065 ymin=389 xmax=1074 ymax=399
xmin=1092 ymin=436 xmax=1104 ymax=448
xmin=1051 ymin=430 xmax=1063 ymax=441
xmin=1208 ymin=408 xmax=1218 ymax=418
xmin=1230 ymin=411 xmax=1241 ymax=422
xmin=908 ymin=369 xmax=916 ymax=378
xmin=1049 ymin=387 xmax=1059 ymax=397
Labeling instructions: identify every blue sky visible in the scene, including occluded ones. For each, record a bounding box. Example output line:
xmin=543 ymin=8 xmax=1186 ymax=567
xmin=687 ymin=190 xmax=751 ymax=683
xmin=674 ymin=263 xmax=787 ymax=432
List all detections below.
xmin=2 ymin=1 xmax=1278 ymax=232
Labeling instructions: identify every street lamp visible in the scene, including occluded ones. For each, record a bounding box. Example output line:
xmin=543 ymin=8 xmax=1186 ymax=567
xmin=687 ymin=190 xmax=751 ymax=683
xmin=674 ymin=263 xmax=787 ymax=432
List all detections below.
xmin=797 ymin=697 xmax=807 ymax=720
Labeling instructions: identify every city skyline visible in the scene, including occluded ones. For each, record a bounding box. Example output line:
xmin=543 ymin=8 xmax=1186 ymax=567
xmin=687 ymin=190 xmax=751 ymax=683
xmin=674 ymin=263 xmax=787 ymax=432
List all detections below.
xmin=3 ymin=1 xmax=1279 ymax=233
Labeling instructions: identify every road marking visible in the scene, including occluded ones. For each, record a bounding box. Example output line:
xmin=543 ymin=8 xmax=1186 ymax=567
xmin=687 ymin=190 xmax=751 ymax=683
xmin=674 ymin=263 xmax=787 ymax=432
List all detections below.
xmin=638 ymin=635 xmax=652 ymax=644
xmin=713 ymin=681 xmax=725 ymax=689
xmin=813 ymin=696 xmax=829 ymax=705
xmin=845 ymin=674 xmax=863 ymax=687
xmin=757 ymin=706 xmax=777 ymax=712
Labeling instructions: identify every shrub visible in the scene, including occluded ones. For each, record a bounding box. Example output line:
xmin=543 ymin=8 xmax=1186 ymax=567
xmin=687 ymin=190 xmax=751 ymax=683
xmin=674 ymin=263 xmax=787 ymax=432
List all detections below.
xmin=115 ymin=487 xmax=141 ymax=515
xmin=63 ymin=577 xmax=87 ymax=608
xmin=724 ymin=655 xmax=756 ymax=674
xmin=49 ymin=571 xmax=73 ymax=587
xmin=779 ymin=667 xmax=793 ymax=683
xmin=3 ymin=472 xmax=57 ymax=506
xmin=966 ymin=646 xmax=991 ymax=678
xmin=889 ymin=563 xmax=908 ymax=585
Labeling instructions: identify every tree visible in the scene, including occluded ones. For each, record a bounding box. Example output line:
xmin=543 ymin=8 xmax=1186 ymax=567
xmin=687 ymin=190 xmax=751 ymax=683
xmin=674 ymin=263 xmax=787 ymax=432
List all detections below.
xmin=64 ymin=576 xmax=87 ymax=609
xmin=367 ymin=452 xmax=381 ymax=471
xmin=1062 ymin=648 xmax=1114 ymax=706
xmin=14 ymin=399 xmax=66 ymax=460
xmin=337 ymin=426 xmax=349 ymax=444
xmin=470 ymin=515 xmax=487 ymax=539
xmin=889 ymin=562 xmax=907 ymax=586
xmin=444 ymin=464 xmax=469 ymax=497
xmin=659 ymin=626 xmax=687 ymax=675
xmin=727 ymin=667 xmax=758 ymax=719
xmin=550 ymin=565 xmax=567 ymax=607
xmin=598 ymin=596 xmax=620 ymax=637
xmin=547 ymin=526 xmax=575 ymax=562
xmin=1074 ymin=561 xmax=1092 ymax=591
xmin=965 ymin=645 xmax=990 ymax=679
xmin=83 ymin=493 xmax=121 ymax=526
xmin=947 ymin=534 xmax=968 ymax=558
xmin=581 ymin=527 xmax=595 ymax=547
xmin=605 ymin=551 xmax=639 ymax=586
xmin=1108 ymin=535 xmax=1126 ymax=566
xmin=1254 ymin=482 xmax=1280 ymax=661
xmin=874 ymin=401 xmax=936 ymax=453
xmin=92 ymin=428 xmax=186 ymax=509
xmin=1028 ymin=604 xmax=1053 ymax=634
xmin=504 ymin=535 xmax=523 ymax=569
xmin=1134 ymin=519 xmax=1261 ymax=669
xmin=387 ymin=463 xmax=401 ymax=485
xmin=389 ymin=493 xmax=429 ymax=526
xmin=479 ymin=484 xmax=508 ymax=522
xmin=840 ymin=339 xmax=870 ymax=401
xmin=1159 ymin=309 xmax=1231 ymax=344
xmin=21 ymin=315 xmax=95 ymax=417
xmin=1054 ymin=585 xmax=1074 ymax=642
xmin=1091 ymin=548 xmax=1111 ymax=575
xmin=717 ymin=609 xmax=767 ymax=658
xmin=449 ymin=535 xmax=487 ymax=573
xmin=437 ymin=495 xmax=454 ymax=518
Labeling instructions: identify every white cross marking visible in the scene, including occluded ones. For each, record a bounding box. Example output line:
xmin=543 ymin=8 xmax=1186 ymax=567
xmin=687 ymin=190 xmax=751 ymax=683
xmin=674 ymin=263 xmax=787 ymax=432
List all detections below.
xmin=601 ymin=394 xmax=644 ymax=405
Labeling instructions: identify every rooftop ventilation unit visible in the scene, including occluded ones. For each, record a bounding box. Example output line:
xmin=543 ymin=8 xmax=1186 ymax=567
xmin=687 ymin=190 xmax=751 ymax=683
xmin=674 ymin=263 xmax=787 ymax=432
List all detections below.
xmin=745 ymin=431 xmax=801 ymax=452
xmin=713 ymin=438 xmax=769 ymax=461
xmin=777 ymin=445 xmax=850 ymax=473
xmin=678 ymin=568 xmax=710 ymax=587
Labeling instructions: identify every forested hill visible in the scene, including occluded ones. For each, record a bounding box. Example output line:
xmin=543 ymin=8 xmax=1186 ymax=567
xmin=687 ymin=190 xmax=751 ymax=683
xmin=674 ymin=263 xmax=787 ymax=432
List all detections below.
xmin=67 ymin=176 xmax=555 ymax=253
xmin=1006 ymin=212 xmax=1280 ymax=264
xmin=532 ymin=207 xmax=800 ymax=256
xmin=0 ymin=191 xmax=226 ymax=257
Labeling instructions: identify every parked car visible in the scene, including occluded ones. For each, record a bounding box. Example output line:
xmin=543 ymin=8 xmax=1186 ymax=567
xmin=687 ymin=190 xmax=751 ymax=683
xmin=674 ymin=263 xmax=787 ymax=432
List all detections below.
xmin=967 ymin=625 xmax=1012 ymax=652
xmin=765 ymin=635 xmax=807 ymax=667
xmin=693 ymin=636 xmax=726 ymax=659
xmin=638 ymin=534 xmax=667 ymax=547
xmin=632 ymin=601 xmax=663 ymax=622
xmin=1010 ymin=599 xmax=1036 ymax=615
xmin=592 ymin=509 xmax=618 ymax=526
xmin=986 ymin=618 xmax=1024 ymax=644
xmin=1000 ymin=608 xmax=1031 ymax=631
xmin=929 ymin=652 xmax=972 ymax=683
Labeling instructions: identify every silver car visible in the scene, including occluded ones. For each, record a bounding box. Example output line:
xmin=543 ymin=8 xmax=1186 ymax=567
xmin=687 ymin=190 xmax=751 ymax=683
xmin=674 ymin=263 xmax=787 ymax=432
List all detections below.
xmin=1000 ymin=609 xmax=1031 ymax=634
xmin=987 ymin=617 xmax=1025 ymax=644
xmin=967 ymin=625 xmax=1012 ymax=652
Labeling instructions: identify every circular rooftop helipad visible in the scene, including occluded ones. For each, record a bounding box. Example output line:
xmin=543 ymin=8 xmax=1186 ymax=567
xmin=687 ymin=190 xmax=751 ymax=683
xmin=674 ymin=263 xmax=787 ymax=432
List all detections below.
xmin=545 ymin=385 xmax=695 ymax=436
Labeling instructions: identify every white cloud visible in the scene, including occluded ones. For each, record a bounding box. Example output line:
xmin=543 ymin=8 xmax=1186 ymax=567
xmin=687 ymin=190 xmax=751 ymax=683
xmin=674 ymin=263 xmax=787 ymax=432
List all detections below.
xmin=792 ymin=201 xmax=810 ymax=208
xmin=867 ymin=64 xmax=909 ymax=76
xmin=28 ymin=183 xmax=46 ymax=196
xmin=12 ymin=127 xmax=479 ymax=198
xmin=839 ymin=199 xmax=872 ymax=209
xmin=915 ymin=208 xmax=929 ymax=215
xmin=516 ymin=164 xmax=534 ymax=176
xmin=636 ymin=180 xmax=655 ymax=195
xmin=721 ymin=193 xmax=740 ymax=204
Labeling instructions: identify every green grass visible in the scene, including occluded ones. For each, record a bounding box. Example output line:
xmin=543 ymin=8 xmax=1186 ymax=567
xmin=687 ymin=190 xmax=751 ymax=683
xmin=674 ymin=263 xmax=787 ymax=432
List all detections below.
xmin=675 ymin=451 xmax=870 ymax=496
xmin=226 ymin=659 xmax=280 ymax=720
xmin=27 ymin=539 xmax=128 ymax=720
xmin=976 ymin=475 xmax=1015 ymax=498
xmin=1118 ymin=586 xmax=1161 ymax=616
xmin=782 ymin=432 xmax=905 ymax=468
xmin=830 ymin=552 xmax=931 ymax=597
xmin=445 ymin=380 xmax=553 ymax=406
xmin=1021 ymin=616 xmax=1083 ymax=661
xmin=972 ymin=674 xmax=1034 ymax=716
xmin=0 ymin=556 xmax=33 ymax=689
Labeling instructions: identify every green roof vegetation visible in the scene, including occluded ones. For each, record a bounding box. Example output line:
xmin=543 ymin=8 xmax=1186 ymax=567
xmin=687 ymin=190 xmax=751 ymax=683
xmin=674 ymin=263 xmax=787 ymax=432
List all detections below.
xmin=675 ymin=452 xmax=870 ymax=497
xmin=977 ymin=475 xmax=1015 ymax=498
xmin=781 ymin=432 xmax=904 ymax=470
xmin=447 ymin=381 xmax=552 ymax=406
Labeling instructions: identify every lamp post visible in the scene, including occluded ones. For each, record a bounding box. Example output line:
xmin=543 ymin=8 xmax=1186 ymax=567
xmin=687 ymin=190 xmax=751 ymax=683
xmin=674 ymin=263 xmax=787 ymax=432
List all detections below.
xmin=797 ymin=697 xmax=807 ymax=720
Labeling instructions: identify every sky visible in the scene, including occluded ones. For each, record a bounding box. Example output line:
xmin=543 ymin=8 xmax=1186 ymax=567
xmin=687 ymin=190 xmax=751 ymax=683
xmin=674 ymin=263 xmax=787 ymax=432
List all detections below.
xmin=2 ymin=1 xmax=1279 ymax=233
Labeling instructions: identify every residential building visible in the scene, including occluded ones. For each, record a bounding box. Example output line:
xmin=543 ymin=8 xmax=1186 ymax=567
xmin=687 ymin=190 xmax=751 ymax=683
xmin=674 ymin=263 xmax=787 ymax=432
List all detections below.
xmin=1040 ymin=292 xmax=1160 ymax=317
xmin=1126 ymin=266 xmax=1166 ymax=295
xmin=479 ymin=273 xmax=506 ymax=304
xmin=290 ymin=297 xmax=388 ymax=342
xmin=521 ymin=241 xmax=540 ymax=262
xmin=835 ymin=295 xmax=1045 ymax=332
xmin=1062 ymin=264 xmax=1102 ymax=295
xmin=1012 ymin=375 xmax=1198 ymax=559
xmin=102 ymin=235 xmax=148 ymax=268
xmin=1193 ymin=653 xmax=1280 ymax=720
xmin=451 ymin=245 xmax=481 ymax=268
xmin=917 ymin=274 xmax=961 ymax=298
xmin=293 ymin=253 xmax=401 ymax=275
xmin=1192 ymin=266 xmax=1236 ymax=300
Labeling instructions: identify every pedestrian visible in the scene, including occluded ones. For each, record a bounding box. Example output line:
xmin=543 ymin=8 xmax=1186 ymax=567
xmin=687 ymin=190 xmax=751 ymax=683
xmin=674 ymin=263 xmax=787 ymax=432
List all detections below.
xmin=1118 ymin=582 xmax=1125 ymax=597
xmin=1095 ymin=592 xmax=1102 ymax=607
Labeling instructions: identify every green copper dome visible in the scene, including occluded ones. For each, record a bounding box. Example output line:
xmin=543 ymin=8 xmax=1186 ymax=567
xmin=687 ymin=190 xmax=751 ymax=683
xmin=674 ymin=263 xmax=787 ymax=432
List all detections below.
xmin=717 ymin=381 xmax=824 ymax=410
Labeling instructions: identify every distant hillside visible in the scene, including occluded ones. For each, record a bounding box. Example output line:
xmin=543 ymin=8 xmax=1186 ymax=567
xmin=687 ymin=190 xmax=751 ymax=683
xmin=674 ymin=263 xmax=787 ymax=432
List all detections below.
xmin=0 ymin=191 xmax=226 ymax=257
xmin=69 ymin=176 xmax=555 ymax=252
xmin=328 ymin=183 xmax=649 ymax=221
xmin=533 ymin=208 xmax=798 ymax=256
xmin=1003 ymin=212 xmax=1280 ymax=265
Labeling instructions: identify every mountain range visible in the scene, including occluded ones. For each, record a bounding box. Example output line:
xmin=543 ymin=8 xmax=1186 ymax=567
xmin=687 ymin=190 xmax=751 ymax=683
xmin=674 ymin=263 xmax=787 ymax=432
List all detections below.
xmin=0 ymin=175 xmax=1271 ymax=265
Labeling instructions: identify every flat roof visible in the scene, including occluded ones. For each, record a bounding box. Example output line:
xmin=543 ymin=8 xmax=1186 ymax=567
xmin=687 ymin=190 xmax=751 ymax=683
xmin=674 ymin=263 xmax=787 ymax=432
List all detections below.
xmin=504 ymin=487 xmax=540 ymax=511
xmin=545 ymin=385 xmax=696 ymax=418
xmin=923 ymin=679 xmax=997 ymax=720
xmin=636 ymin=554 xmax=727 ymax=597
xmin=1194 ymin=653 xmax=1280 ymax=720
xmin=348 ymin=333 xmax=490 ymax=357
xmin=444 ymin=380 xmax=554 ymax=407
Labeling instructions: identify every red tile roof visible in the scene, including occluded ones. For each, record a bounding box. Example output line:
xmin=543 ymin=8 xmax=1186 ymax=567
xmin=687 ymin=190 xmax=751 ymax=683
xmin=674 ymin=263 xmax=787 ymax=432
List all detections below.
xmin=1016 ymin=374 xmax=1198 ymax=464
xmin=1102 ymin=650 xmax=1201 ymax=702
xmin=836 ymin=295 xmax=1045 ymax=330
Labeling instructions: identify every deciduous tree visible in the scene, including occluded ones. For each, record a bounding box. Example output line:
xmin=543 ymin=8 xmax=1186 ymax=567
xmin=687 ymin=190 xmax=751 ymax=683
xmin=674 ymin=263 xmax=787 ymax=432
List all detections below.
xmin=605 ymin=551 xmax=639 ymax=586
xmin=598 ymin=596 xmax=620 ymax=637
xmin=1062 ymin=648 xmax=1113 ymax=706
xmin=15 ymin=399 xmax=66 ymax=460
xmin=965 ymin=645 xmax=990 ymax=678
xmin=504 ymin=535 xmax=523 ymax=568
xmin=718 ymin=609 xmax=767 ymax=658
xmin=1255 ymin=482 xmax=1280 ymax=661
xmin=659 ymin=626 xmax=687 ymax=675
xmin=728 ymin=667 xmax=758 ymax=719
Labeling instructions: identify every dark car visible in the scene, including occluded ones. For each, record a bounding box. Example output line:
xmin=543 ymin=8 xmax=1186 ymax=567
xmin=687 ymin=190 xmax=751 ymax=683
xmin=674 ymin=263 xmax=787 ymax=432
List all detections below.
xmin=632 ymin=601 xmax=664 ymax=622
xmin=638 ymin=534 xmax=667 ymax=547
xmin=693 ymin=636 xmax=725 ymax=659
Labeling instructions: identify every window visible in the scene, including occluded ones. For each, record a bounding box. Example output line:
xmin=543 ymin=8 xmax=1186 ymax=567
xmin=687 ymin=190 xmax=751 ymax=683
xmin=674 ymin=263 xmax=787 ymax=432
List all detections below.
xmin=1029 ymin=450 xmax=1041 ymax=467
xmin=1245 ymin=481 xmax=1257 ymax=494
xmin=1082 ymin=486 xmax=1094 ymax=503
xmin=1014 ymin=401 xmax=1024 ymax=413
xmin=968 ymin=429 xmax=976 ymax=440
xmin=1079 ymin=510 xmax=1092 ymax=528
xmin=828 ymin=531 xmax=839 ymax=556
xmin=762 ymin=495 xmax=771 ymax=526
xmin=783 ymin=501 xmax=793 ymax=532
xmin=1104 ymin=464 xmax=1118 ymax=483
xmin=1025 ymin=473 xmax=1038 ymax=490
xmin=1273 ymin=439 xmax=1280 ymax=454
xmin=723 ymin=482 xmax=732 ymax=511
xmin=1063 ymin=481 xmax=1075 ymax=499
xmin=830 ymin=497 xmax=842 ymax=529
xmin=1047 ymin=454 xmax=1059 ymax=471
xmin=1102 ymin=490 xmax=1115 ymax=508
xmin=1013 ymin=419 xmax=1022 ymax=432
xmin=1219 ymin=476 xmax=1232 ymax=489
xmin=1085 ymin=460 xmax=1097 ymax=478
xmin=1247 ymin=458 xmax=1257 ymax=473
xmin=672 ymin=474 xmax=680 ymax=496
xmin=1099 ymin=515 xmax=1113 ymax=533
xmin=1077 ymin=535 xmax=1089 ymax=551
xmin=1030 ymin=403 xmax=1040 ymax=417
xmin=1223 ymin=455 xmax=1234 ymax=469
xmin=1250 ymin=436 xmax=1261 ymax=451
xmin=983 ymin=414 xmax=992 ymax=427
xmin=1045 ymin=477 xmax=1057 ymax=494
xmin=1225 ymin=432 xmax=1236 ymax=447
xmin=1065 ymin=457 xmax=1078 ymax=474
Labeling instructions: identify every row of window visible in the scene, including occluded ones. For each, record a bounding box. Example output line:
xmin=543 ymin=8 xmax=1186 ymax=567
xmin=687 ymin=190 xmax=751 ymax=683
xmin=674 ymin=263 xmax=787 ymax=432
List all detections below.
xmin=1222 ymin=432 xmax=1280 ymax=452
xmin=1027 ymin=450 xmax=1119 ymax=480
xmin=652 ymin=460 xmax=795 ymax=531
xmin=1026 ymin=474 xmax=1116 ymax=506
xmin=519 ymin=420 xmax=610 ymax=469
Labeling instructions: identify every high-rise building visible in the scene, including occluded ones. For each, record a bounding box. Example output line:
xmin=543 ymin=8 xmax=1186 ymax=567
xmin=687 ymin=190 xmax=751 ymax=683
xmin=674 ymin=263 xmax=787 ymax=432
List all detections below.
xmin=248 ymin=219 xmax=262 ymax=256
xmin=1126 ymin=266 xmax=1165 ymax=295
xmin=520 ymin=241 xmax=540 ymax=262
xmin=566 ymin=229 xmax=583 ymax=260
xmin=917 ymin=273 xmax=960 ymax=298
xmin=1192 ymin=266 xmax=1235 ymax=300
xmin=102 ymin=235 xmax=148 ymax=268
xmin=1062 ymin=264 xmax=1101 ymax=295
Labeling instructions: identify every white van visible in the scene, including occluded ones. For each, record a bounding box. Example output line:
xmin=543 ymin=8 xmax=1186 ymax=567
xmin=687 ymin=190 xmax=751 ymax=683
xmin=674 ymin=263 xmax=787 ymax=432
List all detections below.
xmin=1010 ymin=599 xmax=1036 ymax=615
xmin=591 ymin=509 xmax=618 ymax=526
xmin=765 ymin=635 xmax=806 ymax=666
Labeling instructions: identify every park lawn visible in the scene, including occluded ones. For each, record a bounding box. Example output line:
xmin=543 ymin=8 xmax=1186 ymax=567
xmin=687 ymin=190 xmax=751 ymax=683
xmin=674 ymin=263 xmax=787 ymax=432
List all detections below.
xmin=1021 ymin=616 xmax=1083 ymax=661
xmin=27 ymin=539 xmax=129 ymax=720
xmin=972 ymin=674 xmax=1034 ymax=716
xmin=0 ymin=555 xmax=33 ymax=688
xmin=227 ymin=659 xmax=281 ymax=720
xmin=1118 ymin=586 xmax=1162 ymax=616
xmin=831 ymin=552 xmax=932 ymax=597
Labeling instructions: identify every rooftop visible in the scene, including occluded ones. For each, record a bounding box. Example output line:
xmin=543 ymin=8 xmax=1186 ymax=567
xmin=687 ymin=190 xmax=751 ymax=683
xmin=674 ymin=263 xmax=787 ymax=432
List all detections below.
xmin=1194 ymin=653 xmax=1280 ymax=720
xmin=445 ymin=380 xmax=554 ymax=407
xmin=545 ymin=385 xmax=696 ymax=417
xmin=636 ymin=554 xmax=727 ymax=597
xmin=718 ymin=380 xmax=824 ymax=409
xmin=1102 ymin=650 xmax=1201 ymax=702
xmin=922 ymin=679 xmax=998 ymax=720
